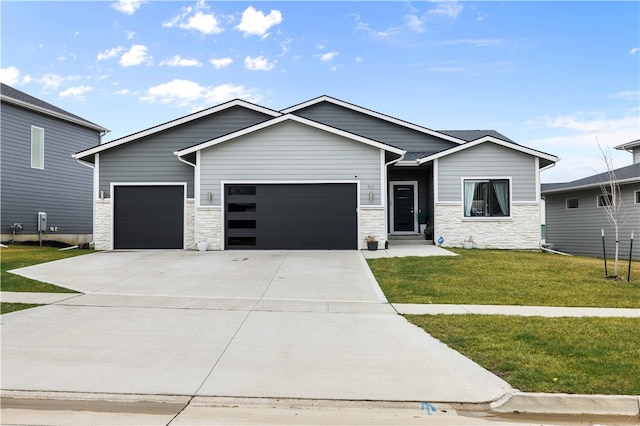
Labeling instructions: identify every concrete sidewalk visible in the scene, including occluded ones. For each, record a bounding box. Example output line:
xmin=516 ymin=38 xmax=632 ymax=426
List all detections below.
xmin=394 ymin=303 xmax=640 ymax=317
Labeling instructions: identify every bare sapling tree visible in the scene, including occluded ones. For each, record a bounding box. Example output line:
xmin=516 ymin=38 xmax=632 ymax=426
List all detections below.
xmin=597 ymin=143 xmax=628 ymax=278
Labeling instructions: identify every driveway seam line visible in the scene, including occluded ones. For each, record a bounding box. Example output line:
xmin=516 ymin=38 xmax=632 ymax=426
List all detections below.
xmin=188 ymin=252 xmax=291 ymax=399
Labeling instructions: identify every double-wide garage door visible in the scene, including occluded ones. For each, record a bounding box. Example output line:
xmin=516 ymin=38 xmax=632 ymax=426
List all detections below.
xmin=225 ymin=183 xmax=357 ymax=250
xmin=114 ymin=185 xmax=184 ymax=249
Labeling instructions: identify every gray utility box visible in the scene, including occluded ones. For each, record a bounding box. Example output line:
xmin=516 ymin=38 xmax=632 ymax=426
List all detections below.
xmin=37 ymin=212 xmax=47 ymax=232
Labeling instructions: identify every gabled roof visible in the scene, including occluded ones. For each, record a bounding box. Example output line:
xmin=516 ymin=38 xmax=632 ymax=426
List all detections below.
xmin=541 ymin=162 xmax=640 ymax=194
xmin=437 ymin=130 xmax=515 ymax=143
xmin=400 ymin=135 xmax=558 ymax=168
xmin=1 ymin=83 xmax=108 ymax=133
xmin=74 ymin=99 xmax=281 ymax=159
xmin=281 ymin=95 xmax=468 ymax=145
xmin=175 ymin=113 xmax=406 ymax=158
xmin=614 ymin=139 xmax=640 ymax=153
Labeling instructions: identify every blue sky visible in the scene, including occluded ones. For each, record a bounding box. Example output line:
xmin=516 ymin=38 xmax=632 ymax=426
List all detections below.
xmin=2 ymin=1 xmax=638 ymax=183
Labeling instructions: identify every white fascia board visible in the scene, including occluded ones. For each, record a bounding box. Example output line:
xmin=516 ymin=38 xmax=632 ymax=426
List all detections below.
xmin=2 ymin=95 xmax=109 ymax=133
xmin=175 ymin=114 xmax=406 ymax=157
xmin=416 ymin=136 xmax=559 ymax=166
xmin=541 ymin=177 xmax=640 ymax=194
xmin=281 ymin=95 xmax=467 ymax=145
xmin=74 ymin=99 xmax=281 ymax=160
xmin=614 ymin=139 xmax=640 ymax=152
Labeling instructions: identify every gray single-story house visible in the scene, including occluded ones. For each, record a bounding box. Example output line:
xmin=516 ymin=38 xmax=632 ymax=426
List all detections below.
xmin=1 ymin=83 xmax=109 ymax=245
xmin=542 ymin=139 xmax=640 ymax=260
xmin=73 ymin=96 xmax=558 ymax=251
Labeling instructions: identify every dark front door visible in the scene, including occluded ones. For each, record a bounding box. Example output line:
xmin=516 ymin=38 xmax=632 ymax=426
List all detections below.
xmin=394 ymin=184 xmax=415 ymax=232
xmin=114 ymin=185 xmax=184 ymax=249
xmin=225 ymin=183 xmax=357 ymax=250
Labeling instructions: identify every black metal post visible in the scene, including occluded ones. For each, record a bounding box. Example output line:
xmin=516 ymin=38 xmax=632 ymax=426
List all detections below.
xmin=628 ymin=231 xmax=634 ymax=282
xmin=602 ymin=229 xmax=608 ymax=277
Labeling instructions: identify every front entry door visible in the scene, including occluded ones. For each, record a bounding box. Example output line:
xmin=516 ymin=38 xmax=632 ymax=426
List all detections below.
xmin=393 ymin=184 xmax=416 ymax=232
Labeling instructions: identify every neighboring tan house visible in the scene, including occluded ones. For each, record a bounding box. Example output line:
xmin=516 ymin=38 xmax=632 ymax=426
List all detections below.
xmin=1 ymin=83 xmax=109 ymax=245
xmin=73 ymin=96 xmax=558 ymax=251
xmin=541 ymin=140 xmax=640 ymax=260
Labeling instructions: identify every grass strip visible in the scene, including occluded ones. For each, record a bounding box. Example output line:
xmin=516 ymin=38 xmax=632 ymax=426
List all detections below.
xmin=368 ymin=249 xmax=640 ymax=307
xmin=407 ymin=315 xmax=640 ymax=395
xmin=1 ymin=302 xmax=43 ymax=314
xmin=1 ymin=245 xmax=87 ymax=293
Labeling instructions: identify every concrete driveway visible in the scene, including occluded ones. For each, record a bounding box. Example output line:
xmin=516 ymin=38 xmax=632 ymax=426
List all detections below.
xmin=2 ymin=250 xmax=511 ymax=402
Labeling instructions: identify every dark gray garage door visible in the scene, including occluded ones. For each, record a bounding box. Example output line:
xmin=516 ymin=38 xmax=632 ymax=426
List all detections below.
xmin=225 ymin=183 xmax=357 ymax=250
xmin=114 ymin=185 xmax=184 ymax=249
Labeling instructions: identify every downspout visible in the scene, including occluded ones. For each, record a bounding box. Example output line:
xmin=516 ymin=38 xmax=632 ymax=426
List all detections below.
xmin=382 ymin=152 xmax=406 ymax=245
xmin=175 ymin=152 xmax=197 ymax=249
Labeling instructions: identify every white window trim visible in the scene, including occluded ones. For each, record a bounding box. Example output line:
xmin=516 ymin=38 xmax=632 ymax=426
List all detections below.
xmin=635 ymin=190 xmax=640 ymax=205
xmin=597 ymin=193 xmax=612 ymax=208
xmin=565 ymin=197 xmax=579 ymax=209
xmin=31 ymin=126 xmax=44 ymax=169
xmin=460 ymin=176 xmax=512 ymax=220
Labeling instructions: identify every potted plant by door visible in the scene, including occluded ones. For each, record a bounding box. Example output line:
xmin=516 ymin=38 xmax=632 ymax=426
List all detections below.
xmin=417 ymin=210 xmax=428 ymax=235
xmin=366 ymin=235 xmax=378 ymax=251
xmin=463 ymin=235 xmax=475 ymax=249
xmin=197 ymin=239 xmax=208 ymax=252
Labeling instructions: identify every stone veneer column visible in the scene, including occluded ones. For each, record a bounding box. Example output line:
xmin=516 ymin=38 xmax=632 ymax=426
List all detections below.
xmin=360 ymin=206 xmax=386 ymax=249
xmin=195 ymin=207 xmax=222 ymax=250
xmin=94 ymin=199 xmax=111 ymax=250
xmin=184 ymin=200 xmax=195 ymax=249
xmin=434 ymin=203 xmax=540 ymax=250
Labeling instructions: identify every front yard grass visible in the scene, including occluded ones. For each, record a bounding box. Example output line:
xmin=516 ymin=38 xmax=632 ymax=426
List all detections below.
xmin=1 ymin=302 xmax=43 ymax=315
xmin=1 ymin=245 xmax=86 ymax=293
xmin=368 ymin=249 xmax=640 ymax=308
xmin=408 ymin=315 xmax=640 ymax=395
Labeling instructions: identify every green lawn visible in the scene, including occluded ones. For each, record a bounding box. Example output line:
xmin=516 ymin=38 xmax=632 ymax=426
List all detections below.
xmin=368 ymin=249 xmax=640 ymax=308
xmin=408 ymin=315 xmax=640 ymax=395
xmin=1 ymin=302 xmax=43 ymax=315
xmin=1 ymin=245 xmax=87 ymax=293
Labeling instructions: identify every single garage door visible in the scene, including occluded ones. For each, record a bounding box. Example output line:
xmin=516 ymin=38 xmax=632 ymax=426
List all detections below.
xmin=114 ymin=185 xmax=184 ymax=249
xmin=225 ymin=183 xmax=357 ymax=250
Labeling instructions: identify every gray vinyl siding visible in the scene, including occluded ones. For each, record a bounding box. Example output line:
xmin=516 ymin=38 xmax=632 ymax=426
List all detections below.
xmin=99 ymin=106 xmax=271 ymax=198
xmin=633 ymin=148 xmax=640 ymax=164
xmin=291 ymin=102 xmax=457 ymax=153
xmin=200 ymin=120 xmax=382 ymax=205
xmin=438 ymin=143 xmax=537 ymax=202
xmin=1 ymin=102 xmax=100 ymax=235
xmin=545 ymin=185 xmax=640 ymax=260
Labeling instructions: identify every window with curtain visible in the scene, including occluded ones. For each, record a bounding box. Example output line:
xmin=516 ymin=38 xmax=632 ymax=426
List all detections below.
xmin=31 ymin=126 xmax=44 ymax=169
xmin=463 ymin=179 xmax=510 ymax=217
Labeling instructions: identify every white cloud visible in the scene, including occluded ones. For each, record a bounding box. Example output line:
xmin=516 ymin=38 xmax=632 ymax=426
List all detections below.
xmin=97 ymin=46 xmax=124 ymax=61
xmin=119 ymin=44 xmax=152 ymax=67
xmin=610 ymin=91 xmax=639 ymax=100
xmin=39 ymin=74 xmax=65 ymax=90
xmin=111 ymin=0 xmax=142 ymax=15
xmin=442 ymin=38 xmax=505 ymax=47
xmin=236 ymin=6 xmax=282 ymax=38
xmin=210 ymin=57 xmax=233 ymax=69
xmin=244 ymin=55 xmax=275 ymax=71
xmin=352 ymin=14 xmax=402 ymax=39
xmin=140 ymin=79 xmax=260 ymax=108
xmin=163 ymin=1 xmax=223 ymax=36
xmin=319 ymin=51 xmax=339 ymax=62
xmin=428 ymin=1 xmax=463 ymax=19
xmin=355 ymin=57 xmax=364 ymax=63
xmin=405 ymin=14 xmax=425 ymax=33
xmin=159 ymin=55 xmax=203 ymax=67
xmin=59 ymin=85 xmax=93 ymax=99
xmin=125 ymin=31 xmax=135 ymax=40
xmin=0 ymin=66 xmax=21 ymax=85
xmin=629 ymin=47 xmax=639 ymax=55
xmin=526 ymin=112 xmax=640 ymax=182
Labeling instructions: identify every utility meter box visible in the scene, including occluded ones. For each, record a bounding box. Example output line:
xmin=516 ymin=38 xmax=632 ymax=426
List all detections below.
xmin=37 ymin=212 xmax=47 ymax=232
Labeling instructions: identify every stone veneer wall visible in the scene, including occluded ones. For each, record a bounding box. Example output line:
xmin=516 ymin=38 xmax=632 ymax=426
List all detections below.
xmin=195 ymin=207 xmax=222 ymax=250
xmin=94 ymin=199 xmax=111 ymax=250
xmin=185 ymin=200 xmax=195 ymax=249
xmin=360 ymin=206 xmax=386 ymax=249
xmin=434 ymin=203 xmax=540 ymax=249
